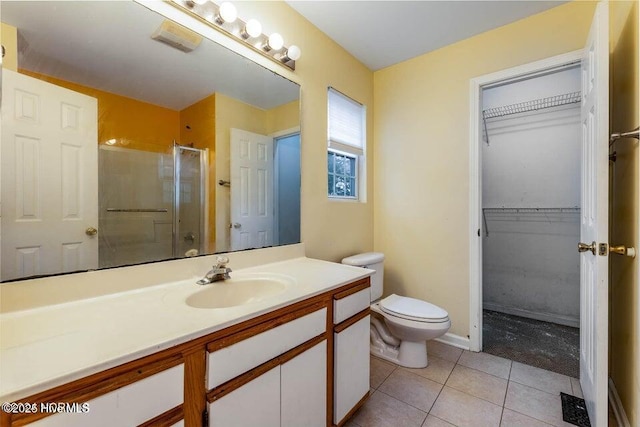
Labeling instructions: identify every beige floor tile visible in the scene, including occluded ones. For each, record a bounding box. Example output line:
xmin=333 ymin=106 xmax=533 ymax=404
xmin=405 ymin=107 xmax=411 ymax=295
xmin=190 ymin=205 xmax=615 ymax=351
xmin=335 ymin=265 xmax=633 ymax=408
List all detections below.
xmin=504 ymin=381 xmax=574 ymax=427
xmin=402 ymin=355 xmax=455 ymax=384
xmin=422 ymin=415 xmax=455 ymax=427
xmin=351 ymin=390 xmax=427 ymax=427
xmin=500 ymin=409 xmax=553 ymax=426
xmin=378 ymin=368 xmax=443 ymax=412
xmin=430 ymin=386 xmax=503 ymax=427
xmin=510 ymin=362 xmax=573 ymax=395
xmin=345 ymin=420 xmax=361 ymax=427
xmin=457 ymin=351 xmax=512 ymax=379
xmin=445 ymin=364 xmax=508 ymax=405
xmin=570 ymin=377 xmax=583 ymax=398
xmin=427 ymin=340 xmax=463 ymax=363
xmin=371 ymin=356 xmax=396 ymax=389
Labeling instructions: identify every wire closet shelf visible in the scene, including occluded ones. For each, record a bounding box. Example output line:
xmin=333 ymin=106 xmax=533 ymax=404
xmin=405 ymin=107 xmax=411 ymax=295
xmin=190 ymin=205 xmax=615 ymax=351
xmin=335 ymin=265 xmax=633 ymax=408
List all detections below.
xmin=482 ymin=207 xmax=580 ymax=236
xmin=482 ymin=91 xmax=581 ymax=144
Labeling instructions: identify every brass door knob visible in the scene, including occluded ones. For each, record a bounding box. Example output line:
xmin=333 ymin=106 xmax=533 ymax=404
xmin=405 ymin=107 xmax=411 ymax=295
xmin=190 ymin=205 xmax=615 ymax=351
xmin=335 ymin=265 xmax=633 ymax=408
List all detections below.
xmin=578 ymin=241 xmax=596 ymax=255
xmin=85 ymin=227 xmax=98 ymax=236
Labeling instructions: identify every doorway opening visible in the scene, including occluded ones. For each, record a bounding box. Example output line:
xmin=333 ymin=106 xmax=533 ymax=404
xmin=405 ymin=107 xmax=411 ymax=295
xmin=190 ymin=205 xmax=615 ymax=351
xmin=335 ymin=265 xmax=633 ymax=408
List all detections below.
xmin=468 ymin=51 xmax=584 ymax=376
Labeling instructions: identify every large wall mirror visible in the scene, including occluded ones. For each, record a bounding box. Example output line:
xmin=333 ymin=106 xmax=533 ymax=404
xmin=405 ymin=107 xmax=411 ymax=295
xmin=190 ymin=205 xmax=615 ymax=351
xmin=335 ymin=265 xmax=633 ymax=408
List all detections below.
xmin=0 ymin=1 xmax=301 ymax=282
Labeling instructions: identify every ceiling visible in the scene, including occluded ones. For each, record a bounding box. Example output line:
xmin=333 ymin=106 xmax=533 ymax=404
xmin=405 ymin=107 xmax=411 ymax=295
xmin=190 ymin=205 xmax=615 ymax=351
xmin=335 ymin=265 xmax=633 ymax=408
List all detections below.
xmin=286 ymin=1 xmax=567 ymax=71
xmin=2 ymin=1 xmax=299 ymax=111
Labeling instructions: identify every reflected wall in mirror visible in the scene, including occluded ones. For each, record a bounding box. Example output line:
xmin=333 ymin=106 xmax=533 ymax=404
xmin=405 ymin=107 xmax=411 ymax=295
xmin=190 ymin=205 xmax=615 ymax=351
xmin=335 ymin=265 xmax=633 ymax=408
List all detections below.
xmin=0 ymin=1 xmax=301 ymax=282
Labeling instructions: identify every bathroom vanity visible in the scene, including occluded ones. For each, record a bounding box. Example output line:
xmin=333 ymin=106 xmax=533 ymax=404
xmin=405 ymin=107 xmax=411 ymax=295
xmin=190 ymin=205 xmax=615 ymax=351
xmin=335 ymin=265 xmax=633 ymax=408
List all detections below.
xmin=0 ymin=247 xmax=372 ymax=427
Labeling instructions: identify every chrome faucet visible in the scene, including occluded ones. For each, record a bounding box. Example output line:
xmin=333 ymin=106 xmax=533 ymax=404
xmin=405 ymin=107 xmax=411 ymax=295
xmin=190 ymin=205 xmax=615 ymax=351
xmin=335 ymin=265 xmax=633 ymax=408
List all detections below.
xmin=197 ymin=256 xmax=232 ymax=285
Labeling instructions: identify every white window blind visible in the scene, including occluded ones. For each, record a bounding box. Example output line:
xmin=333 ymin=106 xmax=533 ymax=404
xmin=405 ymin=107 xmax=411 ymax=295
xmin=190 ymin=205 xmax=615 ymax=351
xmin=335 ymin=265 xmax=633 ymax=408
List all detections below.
xmin=328 ymin=88 xmax=365 ymax=155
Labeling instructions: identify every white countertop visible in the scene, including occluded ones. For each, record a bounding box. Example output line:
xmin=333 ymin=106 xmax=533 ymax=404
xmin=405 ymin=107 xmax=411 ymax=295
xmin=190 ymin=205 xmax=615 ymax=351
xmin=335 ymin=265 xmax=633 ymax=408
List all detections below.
xmin=0 ymin=256 xmax=372 ymax=402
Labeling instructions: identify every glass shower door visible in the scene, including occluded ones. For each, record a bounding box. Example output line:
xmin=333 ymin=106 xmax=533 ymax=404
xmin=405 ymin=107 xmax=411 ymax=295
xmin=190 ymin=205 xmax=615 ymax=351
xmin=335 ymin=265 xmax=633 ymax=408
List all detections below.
xmin=173 ymin=145 xmax=207 ymax=258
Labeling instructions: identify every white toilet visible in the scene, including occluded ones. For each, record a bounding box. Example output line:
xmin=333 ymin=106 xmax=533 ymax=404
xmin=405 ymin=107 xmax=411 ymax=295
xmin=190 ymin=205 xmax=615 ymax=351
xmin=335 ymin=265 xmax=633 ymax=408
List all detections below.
xmin=342 ymin=252 xmax=451 ymax=368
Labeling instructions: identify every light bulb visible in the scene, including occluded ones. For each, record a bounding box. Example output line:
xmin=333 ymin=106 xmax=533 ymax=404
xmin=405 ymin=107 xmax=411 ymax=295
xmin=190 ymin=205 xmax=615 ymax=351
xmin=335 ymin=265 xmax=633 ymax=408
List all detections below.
xmin=286 ymin=45 xmax=301 ymax=61
xmin=217 ymin=2 xmax=237 ymax=23
xmin=193 ymin=0 xmax=208 ymax=5
xmin=244 ymin=19 xmax=262 ymax=38
xmin=267 ymin=33 xmax=284 ymax=51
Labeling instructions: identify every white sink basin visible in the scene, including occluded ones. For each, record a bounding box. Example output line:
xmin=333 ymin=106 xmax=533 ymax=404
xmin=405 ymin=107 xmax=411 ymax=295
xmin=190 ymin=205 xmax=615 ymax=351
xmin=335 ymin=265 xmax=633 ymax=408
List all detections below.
xmin=185 ymin=274 xmax=294 ymax=309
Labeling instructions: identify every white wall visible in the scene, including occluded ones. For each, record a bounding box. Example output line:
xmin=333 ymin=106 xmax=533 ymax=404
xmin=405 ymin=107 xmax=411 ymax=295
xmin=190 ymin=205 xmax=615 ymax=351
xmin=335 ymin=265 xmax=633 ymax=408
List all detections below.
xmin=481 ymin=67 xmax=581 ymax=326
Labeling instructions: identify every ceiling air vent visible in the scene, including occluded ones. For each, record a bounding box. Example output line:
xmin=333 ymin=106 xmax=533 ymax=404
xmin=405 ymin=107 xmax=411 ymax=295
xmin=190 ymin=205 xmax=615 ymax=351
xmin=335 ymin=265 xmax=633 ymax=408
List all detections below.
xmin=151 ymin=20 xmax=202 ymax=53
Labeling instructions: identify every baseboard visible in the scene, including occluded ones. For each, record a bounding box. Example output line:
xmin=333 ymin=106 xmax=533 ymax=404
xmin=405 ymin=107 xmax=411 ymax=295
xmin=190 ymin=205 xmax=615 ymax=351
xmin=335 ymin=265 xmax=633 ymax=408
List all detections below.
xmin=483 ymin=302 xmax=579 ymax=328
xmin=608 ymin=377 xmax=631 ymax=427
xmin=434 ymin=332 xmax=470 ymax=350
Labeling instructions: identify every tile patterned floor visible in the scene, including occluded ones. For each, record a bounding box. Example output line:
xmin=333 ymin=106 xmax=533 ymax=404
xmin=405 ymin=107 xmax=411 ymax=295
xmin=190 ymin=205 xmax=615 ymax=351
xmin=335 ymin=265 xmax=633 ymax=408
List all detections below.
xmin=346 ymin=341 xmax=616 ymax=427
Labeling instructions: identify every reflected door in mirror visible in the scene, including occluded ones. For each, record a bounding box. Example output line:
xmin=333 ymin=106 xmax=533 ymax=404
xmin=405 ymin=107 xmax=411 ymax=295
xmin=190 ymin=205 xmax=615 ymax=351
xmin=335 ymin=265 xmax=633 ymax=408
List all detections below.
xmin=1 ymin=70 xmax=98 ymax=281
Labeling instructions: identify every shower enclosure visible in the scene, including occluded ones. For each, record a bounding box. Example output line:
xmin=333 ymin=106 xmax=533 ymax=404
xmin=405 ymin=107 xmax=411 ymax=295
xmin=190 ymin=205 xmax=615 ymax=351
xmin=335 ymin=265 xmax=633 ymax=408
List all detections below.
xmin=98 ymin=143 xmax=207 ymax=268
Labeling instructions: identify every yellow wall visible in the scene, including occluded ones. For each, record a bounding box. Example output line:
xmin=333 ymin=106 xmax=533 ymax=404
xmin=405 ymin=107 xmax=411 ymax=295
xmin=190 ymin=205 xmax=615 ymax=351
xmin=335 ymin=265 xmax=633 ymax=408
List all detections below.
xmin=214 ymin=94 xmax=269 ymax=250
xmin=609 ymin=1 xmax=639 ymax=424
xmin=266 ymin=100 xmax=300 ymax=135
xmin=230 ymin=2 xmax=374 ymax=261
xmin=373 ymin=1 xmax=597 ymax=338
xmin=20 ymin=70 xmax=180 ymax=153
xmin=180 ymin=94 xmax=217 ymax=250
xmin=1 ymin=23 xmax=18 ymax=71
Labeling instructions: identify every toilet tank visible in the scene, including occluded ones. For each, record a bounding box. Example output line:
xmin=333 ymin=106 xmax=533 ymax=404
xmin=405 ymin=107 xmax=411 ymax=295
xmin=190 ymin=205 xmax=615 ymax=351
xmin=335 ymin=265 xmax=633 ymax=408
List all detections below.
xmin=341 ymin=252 xmax=385 ymax=301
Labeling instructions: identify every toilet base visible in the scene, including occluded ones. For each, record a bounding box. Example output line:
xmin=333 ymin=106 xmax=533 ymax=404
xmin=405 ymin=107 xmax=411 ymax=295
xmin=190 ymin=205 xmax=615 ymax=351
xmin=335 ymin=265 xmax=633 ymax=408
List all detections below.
xmin=370 ymin=318 xmax=429 ymax=368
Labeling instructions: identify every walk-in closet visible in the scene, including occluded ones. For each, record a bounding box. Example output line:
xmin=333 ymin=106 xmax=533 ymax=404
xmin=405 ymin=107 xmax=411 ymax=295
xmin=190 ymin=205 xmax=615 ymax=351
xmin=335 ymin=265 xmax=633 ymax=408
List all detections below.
xmin=481 ymin=65 xmax=581 ymax=377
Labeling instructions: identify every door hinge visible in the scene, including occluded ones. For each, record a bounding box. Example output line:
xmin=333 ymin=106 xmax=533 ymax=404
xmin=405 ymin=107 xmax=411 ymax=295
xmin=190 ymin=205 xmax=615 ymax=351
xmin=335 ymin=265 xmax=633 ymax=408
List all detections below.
xmin=477 ymin=228 xmax=481 ymax=237
xmin=202 ymin=408 xmax=209 ymax=427
xmin=598 ymin=243 xmax=608 ymax=256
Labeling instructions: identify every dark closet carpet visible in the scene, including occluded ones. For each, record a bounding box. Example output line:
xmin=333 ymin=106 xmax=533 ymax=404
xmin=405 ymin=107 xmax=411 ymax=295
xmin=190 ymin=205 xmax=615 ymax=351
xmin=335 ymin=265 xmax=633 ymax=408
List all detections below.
xmin=483 ymin=310 xmax=580 ymax=378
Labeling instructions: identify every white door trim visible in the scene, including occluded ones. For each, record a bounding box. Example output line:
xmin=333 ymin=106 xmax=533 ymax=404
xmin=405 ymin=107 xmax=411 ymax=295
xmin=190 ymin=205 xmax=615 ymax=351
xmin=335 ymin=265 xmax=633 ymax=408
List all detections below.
xmin=468 ymin=50 xmax=583 ymax=352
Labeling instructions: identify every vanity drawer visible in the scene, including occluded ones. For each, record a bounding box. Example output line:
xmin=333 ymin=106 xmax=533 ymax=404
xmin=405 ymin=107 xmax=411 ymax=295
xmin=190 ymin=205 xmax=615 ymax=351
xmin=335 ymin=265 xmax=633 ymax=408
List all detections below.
xmin=31 ymin=364 xmax=184 ymax=427
xmin=334 ymin=285 xmax=370 ymax=324
xmin=207 ymin=307 xmax=326 ymax=389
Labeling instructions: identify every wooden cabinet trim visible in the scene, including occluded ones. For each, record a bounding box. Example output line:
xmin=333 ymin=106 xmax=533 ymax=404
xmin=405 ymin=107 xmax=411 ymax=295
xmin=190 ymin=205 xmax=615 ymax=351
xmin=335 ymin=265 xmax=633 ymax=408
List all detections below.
xmin=333 ymin=279 xmax=370 ymax=300
xmin=334 ymin=391 xmax=369 ymax=427
xmin=183 ymin=350 xmax=206 ymax=427
xmin=207 ymin=333 xmax=327 ymax=403
xmin=10 ymin=355 xmax=183 ymax=426
xmin=5 ymin=277 xmax=369 ymax=427
xmin=206 ymin=299 xmax=328 ymax=353
xmin=137 ymin=405 xmax=183 ymax=427
xmin=334 ymin=308 xmax=371 ymax=333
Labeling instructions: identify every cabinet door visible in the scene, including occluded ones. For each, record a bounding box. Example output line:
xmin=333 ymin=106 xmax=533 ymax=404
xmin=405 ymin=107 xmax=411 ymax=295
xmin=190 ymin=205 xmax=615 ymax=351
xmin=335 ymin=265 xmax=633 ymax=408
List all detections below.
xmin=334 ymin=315 xmax=370 ymax=425
xmin=208 ymin=366 xmax=280 ymax=427
xmin=281 ymin=340 xmax=327 ymax=427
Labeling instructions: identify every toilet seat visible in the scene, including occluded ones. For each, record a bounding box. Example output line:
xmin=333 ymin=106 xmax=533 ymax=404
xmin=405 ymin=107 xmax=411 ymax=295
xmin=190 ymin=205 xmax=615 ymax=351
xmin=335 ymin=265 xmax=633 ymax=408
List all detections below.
xmin=379 ymin=294 xmax=449 ymax=323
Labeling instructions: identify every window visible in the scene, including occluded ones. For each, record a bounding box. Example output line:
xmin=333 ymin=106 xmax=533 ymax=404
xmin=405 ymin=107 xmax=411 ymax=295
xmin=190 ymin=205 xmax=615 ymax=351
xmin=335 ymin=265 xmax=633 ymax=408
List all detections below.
xmin=327 ymin=88 xmax=365 ymax=200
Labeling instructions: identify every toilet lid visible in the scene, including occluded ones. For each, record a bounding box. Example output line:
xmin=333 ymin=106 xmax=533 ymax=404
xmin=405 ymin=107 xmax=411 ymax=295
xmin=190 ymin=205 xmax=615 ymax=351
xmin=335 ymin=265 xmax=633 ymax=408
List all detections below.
xmin=380 ymin=294 xmax=449 ymax=322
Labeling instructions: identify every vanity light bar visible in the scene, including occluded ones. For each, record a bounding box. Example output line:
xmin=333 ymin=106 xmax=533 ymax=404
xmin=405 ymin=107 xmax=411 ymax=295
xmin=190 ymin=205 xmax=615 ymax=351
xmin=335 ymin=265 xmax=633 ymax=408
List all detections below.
xmin=171 ymin=0 xmax=300 ymax=70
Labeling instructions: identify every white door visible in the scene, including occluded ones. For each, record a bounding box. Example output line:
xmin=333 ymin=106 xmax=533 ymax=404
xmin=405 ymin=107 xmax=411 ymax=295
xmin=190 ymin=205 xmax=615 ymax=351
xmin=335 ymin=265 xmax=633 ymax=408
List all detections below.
xmin=1 ymin=70 xmax=98 ymax=281
xmin=579 ymin=2 xmax=609 ymax=426
xmin=230 ymin=128 xmax=274 ymax=251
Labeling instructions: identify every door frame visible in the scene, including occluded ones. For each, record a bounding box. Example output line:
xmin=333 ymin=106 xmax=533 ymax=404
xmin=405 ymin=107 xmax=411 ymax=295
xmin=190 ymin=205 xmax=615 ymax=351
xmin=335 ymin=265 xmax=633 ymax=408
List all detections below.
xmin=468 ymin=50 xmax=583 ymax=352
xmin=270 ymin=126 xmax=301 ymax=246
